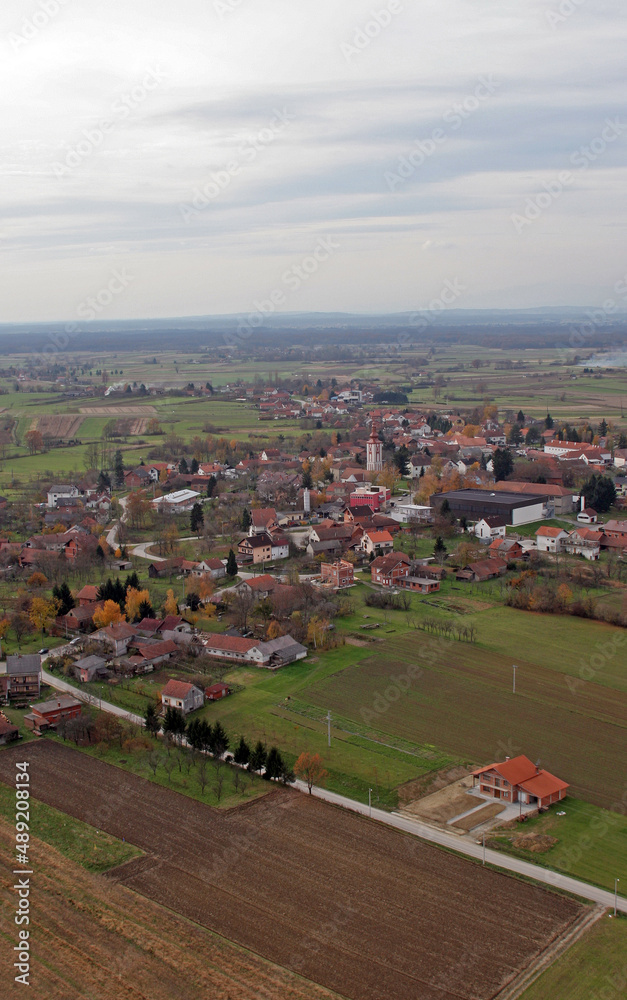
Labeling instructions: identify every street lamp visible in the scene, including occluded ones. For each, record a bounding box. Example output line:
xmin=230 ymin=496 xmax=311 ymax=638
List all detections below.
xmin=615 ymin=877 xmax=620 ymax=917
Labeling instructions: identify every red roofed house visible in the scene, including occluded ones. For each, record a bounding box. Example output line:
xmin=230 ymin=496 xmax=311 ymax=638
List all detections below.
xmin=24 ymin=695 xmax=82 ymax=733
xmin=488 ymin=538 xmax=523 ymax=560
xmin=361 ymin=529 xmax=394 ymax=556
xmin=250 ymin=507 xmax=278 ymax=534
xmin=205 ymin=682 xmax=231 ymax=701
xmin=320 ymin=559 xmax=355 ymax=589
xmin=76 ymin=584 xmax=100 ymax=606
xmin=535 ymin=526 xmax=569 ymax=553
xmin=371 ymin=552 xmax=410 ymax=587
xmin=563 ymin=527 xmax=603 ymax=560
xmin=161 ymin=679 xmax=204 ymax=714
xmin=472 ymin=755 xmax=569 ymax=809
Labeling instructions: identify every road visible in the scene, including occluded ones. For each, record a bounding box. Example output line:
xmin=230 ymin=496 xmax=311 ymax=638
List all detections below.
xmin=40 ymin=668 xmax=627 ymax=915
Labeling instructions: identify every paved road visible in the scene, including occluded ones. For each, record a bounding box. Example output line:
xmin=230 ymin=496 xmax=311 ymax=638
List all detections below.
xmin=295 ymin=782 xmax=627 ymax=914
xmin=41 ymin=667 xmax=627 ymax=914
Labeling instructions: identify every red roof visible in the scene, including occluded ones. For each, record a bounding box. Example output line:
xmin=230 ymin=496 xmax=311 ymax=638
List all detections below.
xmin=205 ymin=683 xmax=230 ymax=697
xmin=472 ymin=754 xmax=569 ymax=798
xmin=161 ymin=679 xmax=196 ymax=699
xmin=366 ymin=530 xmax=393 ymax=544
xmin=76 ymin=585 xmax=99 ymax=601
xmin=204 ymin=633 xmax=259 ymax=653
xmin=536 ymin=526 xmax=566 ymax=537
xmin=518 ymin=769 xmax=569 ymax=799
xmin=244 ymin=575 xmax=278 ymax=592
xmin=135 ymin=639 xmax=178 ymax=659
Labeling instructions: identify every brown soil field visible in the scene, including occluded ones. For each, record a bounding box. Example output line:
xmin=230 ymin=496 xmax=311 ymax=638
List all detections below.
xmin=0 ymin=818 xmax=338 ymax=1000
xmin=79 ymin=405 xmax=157 ymax=415
xmin=452 ymin=803 xmax=505 ymax=831
xmin=0 ymin=742 xmax=584 ymax=1000
xmin=29 ymin=414 xmax=84 ymax=437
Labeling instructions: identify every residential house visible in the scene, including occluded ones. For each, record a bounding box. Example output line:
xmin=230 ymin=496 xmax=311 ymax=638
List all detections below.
xmin=472 ymin=755 xmax=569 ymax=809
xmin=398 ymin=574 xmax=440 ymax=594
xmin=160 ymin=679 xmax=204 ymax=715
xmin=370 ymin=551 xmax=410 ymax=587
xmin=602 ymin=519 xmax=627 ymax=543
xmin=563 ymin=528 xmax=603 ymax=560
xmin=320 ymin=559 xmax=355 ymax=589
xmin=250 ymin=507 xmax=278 ymax=534
xmin=94 ymin=622 xmax=138 ymax=656
xmin=488 ymin=538 xmax=524 ymax=561
xmin=202 ymin=632 xmax=307 ymax=668
xmin=0 ymin=655 xmax=42 ymax=704
xmin=194 ymin=558 xmax=226 ymax=580
xmin=236 ymin=575 xmax=280 ymax=601
xmin=238 ymin=533 xmax=273 ymax=564
xmin=56 ymin=605 xmax=98 ymax=633
xmin=24 ymin=695 xmax=81 ymax=732
xmin=76 ymin=584 xmax=100 ymax=607
xmin=73 ymin=654 xmax=108 ymax=683
xmin=47 ymin=484 xmax=80 ymax=508
xmin=535 ymin=526 xmax=569 ymax=553
xmin=473 ymin=517 xmax=507 ymax=541
xmin=361 ymin=529 xmax=394 ymax=556
xmin=126 ymin=639 xmax=179 ymax=673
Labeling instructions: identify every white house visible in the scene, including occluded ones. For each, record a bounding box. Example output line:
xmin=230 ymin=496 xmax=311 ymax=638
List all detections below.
xmin=47 ymin=484 xmax=79 ymax=508
xmin=535 ymin=526 xmax=569 ymax=553
xmin=473 ymin=518 xmax=507 ymax=541
xmin=563 ymin=528 xmax=602 ymax=560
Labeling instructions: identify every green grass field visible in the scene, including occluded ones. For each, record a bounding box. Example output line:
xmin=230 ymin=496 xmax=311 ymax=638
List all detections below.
xmin=0 ymin=778 xmax=140 ymax=872
xmin=520 ymin=915 xmax=627 ymax=999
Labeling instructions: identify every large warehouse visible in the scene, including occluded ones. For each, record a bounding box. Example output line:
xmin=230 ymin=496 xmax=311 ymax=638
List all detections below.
xmin=430 ymin=488 xmax=546 ymax=526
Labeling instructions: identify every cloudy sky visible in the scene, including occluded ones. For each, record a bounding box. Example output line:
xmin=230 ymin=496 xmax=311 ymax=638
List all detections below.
xmin=2 ymin=0 xmax=627 ymax=322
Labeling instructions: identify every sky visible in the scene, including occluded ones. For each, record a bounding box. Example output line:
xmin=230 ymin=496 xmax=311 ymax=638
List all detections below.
xmin=2 ymin=0 xmax=627 ymax=323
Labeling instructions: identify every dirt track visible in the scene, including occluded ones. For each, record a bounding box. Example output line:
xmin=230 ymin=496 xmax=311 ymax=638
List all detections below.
xmin=0 ymin=742 xmax=584 ymax=1000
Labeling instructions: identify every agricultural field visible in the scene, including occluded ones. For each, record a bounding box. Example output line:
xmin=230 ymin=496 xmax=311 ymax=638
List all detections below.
xmin=0 ymin=817 xmax=336 ymax=1000
xmin=520 ymin=916 xmax=627 ymax=1000
xmin=0 ymin=741 xmax=587 ymax=1000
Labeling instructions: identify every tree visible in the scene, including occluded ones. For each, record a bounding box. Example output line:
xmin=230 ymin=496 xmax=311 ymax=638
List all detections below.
xmin=492 ymin=448 xmax=514 ymax=482
xmin=264 ymin=746 xmax=285 ymax=781
xmin=190 ymin=502 xmax=204 ymax=534
xmin=210 ymin=720 xmax=229 ymax=757
xmin=125 ymin=587 xmax=152 ymax=622
xmin=11 ymin=611 xmax=33 ymax=648
xmin=93 ymin=600 xmax=125 ymax=629
xmin=164 ymin=589 xmax=178 ymax=617
xmin=433 ymin=536 xmax=447 ymax=564
xmin=507 ymin=424 xmax=522 ymax=446
xmin=190 ymin=457 xmax=199 ymax=474
xmin=52 ymin=582 xmax=75 ymax=615
xmin=114 ymin=450 xmax=125 ymax=487
xmin=162 ymin=705 xmax=186 ymax=742
xmin=249 ymin=740 xmax=267 ymax=774
xmin=233 ymin=735 xmax=250 ymax=765
xmin=179 ymin=457 xmax=189 ymax=475
xmin=294 ymin=752 xmax=328 ymax=794
xmin=516 ymin=410 xmax=525 ymax=424
xmin=393 ymin=446 xmax=410 ymax=476
xmin=97 ymin=470 xmax=111 ymax=492
xmin=144 ymin=702 xmax=161 ymax=735
xmin=206 ymin=475 xmax=217 ymax=497
xmin=545 ymin=413 xmax=554 ymax=429
xmin=27 ymin=571 xmax=47 ymax=589
xmin=25 ymin=429 xmax=44 ymax=455
xmin=29 ymin=596 xmax=59 ymax=635
xmin=226 ymin=549 xmax=238 ymax=577
xmin=580 ymin=474 xmax=616 ymax=514
xmin=241 ymin=508 xmax=251 ymax=531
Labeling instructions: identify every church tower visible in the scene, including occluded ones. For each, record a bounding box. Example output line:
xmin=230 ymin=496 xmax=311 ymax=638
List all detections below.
xmin=366 ymin=419 xmax=383 ymax=473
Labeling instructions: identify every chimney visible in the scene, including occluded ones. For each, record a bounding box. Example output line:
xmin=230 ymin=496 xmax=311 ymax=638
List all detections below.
xmin=505 ymin=756 xmax=510 ymax=761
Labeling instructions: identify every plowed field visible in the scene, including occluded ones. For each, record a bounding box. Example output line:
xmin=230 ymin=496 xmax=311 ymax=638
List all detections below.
xmin=0 ymin=742 xmax=584 ymax=1000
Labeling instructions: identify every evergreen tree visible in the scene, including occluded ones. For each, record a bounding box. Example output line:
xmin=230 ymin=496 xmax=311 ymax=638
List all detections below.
xmin=95 ymin=544 xmax=105 ymax=561
xmin=264 ymin=746 xmax=285 ymax=781
xmin=433 ymin=536 xmax=447 ymax=560
xmin=114 ymin=450 xmax=125 ymax=487
xmin=226 ymin=549 xmax=238 ymax=577
xmin=179 ymin=457 xmax=189 ymax=475
xmin=249 ymin=740 xmax=267 ymax=773
xmin=581 ymin=474 xmax=616 ymax=513
xmin=599 ymin=419 xmax=608 ymax=437
xmin=137 ymin=599 xmax=154 ymax=620
xmin=544 ymin=412 xmax=554 ymax=429
xmin=53 ymin=582 xmax=75 ymax=615
xmin=302 ymin=468 xmax=313 ymax=489
xmin=125 ymin=571 xmax=140 ymax=591
xmin=144 ymin=702 xmax=160 ymax=735
xmin=190 ymin=457 xmax=199 ymax=474
xmin=233 ymin=735 xmax=251 ymax=765
xmin=190 ymin=502 xmax=204 ymax=534
xmin=507 ymin=424 xmax=522 ymax=446
xmin=187 ymin=592 xmax=201 ymax=612
xmin=206 ymin=475 xmax=217 ymax=497
xmin=97 ymin=470 xmax=111 ymax=492
xmin=493 ymin=448 xmax=514 ymax=482
xmin=241 ymin=508 xmax=251 ymax=531
xmin=516 ymin=410 xmax=525 ymax=424
xmin=211 ymin=720 xmax=229 ymax=757
xmin=162 ymin=706 xmax=186 ymax=742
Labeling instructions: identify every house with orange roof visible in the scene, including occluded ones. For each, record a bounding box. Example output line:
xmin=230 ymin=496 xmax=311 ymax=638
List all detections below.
xmin=472 ymin=755 xmax=569 ymax=809
xmin=535 ymin=525 xmax=569 ymax=553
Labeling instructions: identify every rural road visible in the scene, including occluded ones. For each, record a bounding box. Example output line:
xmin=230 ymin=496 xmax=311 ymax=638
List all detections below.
xmin=40 ymin=667 xmax=627 ymax=915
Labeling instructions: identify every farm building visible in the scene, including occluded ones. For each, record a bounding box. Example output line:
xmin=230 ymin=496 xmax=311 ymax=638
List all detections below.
xmin=161 ymin=680 xmax=204 ymax=714
xmin=472 ymin=755 xmax=569 ymax=809
xmin=205 ymin=683 xmax=231 ymax=701
xmin=431 ymin=489 xmax=546 ymax=526
xmin=202 ymin=632 xmax=307 ymax=669
xmin=398 ymin=575 xmax=440 ymax=594
xmin=152 ymin=489 xmax=201 ymax=512
xmin=488 ymin=538 xmax=523 ymax=560
xmin=0 ymin=714 xmax=19 ymax=745
xmin=73 ymin=655 xmax=108 ymax=683
xmin=456 ymin=558 xmax=508 ymax=583
xmin=0 ymin=655 xmax=42 ymax=704
xmin=25 ymin=695 xmax=81 ymax=733
xmin=577 ymin=508 xmax=598 ymax=524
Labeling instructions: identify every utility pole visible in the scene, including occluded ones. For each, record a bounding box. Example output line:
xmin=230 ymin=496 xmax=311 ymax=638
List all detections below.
xmin=615 ymin=878 xmax=620 ymax=917
xmin=369 ymin=788 xmax=372 ymax=818
xmin=513 ymin=664 xmax=517 ymax=694
xmin=327 ymin=710 xmax=331 ymax=748
xmin=482 ymin=832 xmax=485 ymax=865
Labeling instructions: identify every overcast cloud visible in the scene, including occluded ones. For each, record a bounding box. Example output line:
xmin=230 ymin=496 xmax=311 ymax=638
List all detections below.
xmin=1 ymin=0 xmax=626 ymax=321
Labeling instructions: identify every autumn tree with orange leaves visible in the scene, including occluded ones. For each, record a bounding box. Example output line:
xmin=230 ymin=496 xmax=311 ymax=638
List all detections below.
xmin=294 ymin=752 xmax=328 ymax=794
xmin=93 ymin=600 xmax=126 ymax=629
